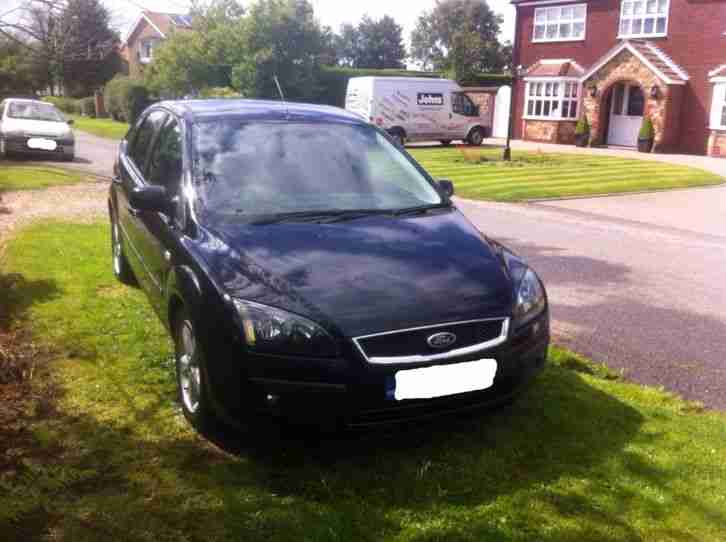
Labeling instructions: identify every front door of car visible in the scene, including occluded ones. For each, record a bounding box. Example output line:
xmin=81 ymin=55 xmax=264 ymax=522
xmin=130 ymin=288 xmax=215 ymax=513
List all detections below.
xmin=135 ymin=115 xmax=185 ymax=316
xmin=118 ymin=109 xmax=168 ymax=296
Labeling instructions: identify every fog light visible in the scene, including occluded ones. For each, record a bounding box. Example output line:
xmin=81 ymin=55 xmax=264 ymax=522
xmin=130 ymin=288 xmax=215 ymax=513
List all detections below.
xmin=265 ymin=393 xmax=279 ymax=406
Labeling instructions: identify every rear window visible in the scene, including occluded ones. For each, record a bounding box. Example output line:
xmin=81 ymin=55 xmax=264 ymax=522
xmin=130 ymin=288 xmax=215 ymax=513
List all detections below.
xmin=7 ymin=102 xmax=64 ymax=122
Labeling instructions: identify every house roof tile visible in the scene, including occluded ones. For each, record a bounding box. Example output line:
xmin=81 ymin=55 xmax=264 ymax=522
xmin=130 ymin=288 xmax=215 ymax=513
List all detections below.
xmin=524 ymin=59 xmax=585 ymax=78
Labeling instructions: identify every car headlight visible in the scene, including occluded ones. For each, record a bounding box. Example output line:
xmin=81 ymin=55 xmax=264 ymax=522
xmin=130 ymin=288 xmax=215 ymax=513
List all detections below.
xmin=497 ymin=247 xmax=546 ymax=326
xmin=514 ymin=269 xmax=546 ymax=325
xmin=233 ymin=299 xmax=338 ymax=358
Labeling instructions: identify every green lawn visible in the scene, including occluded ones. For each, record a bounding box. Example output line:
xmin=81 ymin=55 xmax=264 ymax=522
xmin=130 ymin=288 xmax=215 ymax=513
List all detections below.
xmin=409 ymin=146 xmax=724 ymax=201
xmin=0 ymin=165 xmax=86 ymax=193
xmin=1 ymin=221 xmax=726 ymax=541
xmin=69 ymin=114 xmax=129 ymax=140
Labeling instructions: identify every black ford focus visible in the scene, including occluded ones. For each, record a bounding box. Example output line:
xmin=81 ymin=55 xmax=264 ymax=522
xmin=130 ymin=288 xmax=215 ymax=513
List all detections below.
xmin=109 ymin=99 xmax=549 ymax=431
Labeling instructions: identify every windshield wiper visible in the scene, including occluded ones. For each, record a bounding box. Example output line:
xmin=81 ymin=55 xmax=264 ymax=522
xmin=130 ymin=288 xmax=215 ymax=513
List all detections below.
xmin=393 ymin=203 xmax=451 ymax=217
xmin=248 ymin=209 xmax=392 ymax=225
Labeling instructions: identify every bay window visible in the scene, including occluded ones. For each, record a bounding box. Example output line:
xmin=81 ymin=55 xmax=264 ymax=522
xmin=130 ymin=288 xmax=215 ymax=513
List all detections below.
xmin=533 ymin=4 xmax=587 ymax=42
xmin=524 ymin=80 xmax=581 ymax=121
xmin=619 ymin=0 xmax=669 ymax=38
xmin=710 ymin=83 xmax=726 ymax=130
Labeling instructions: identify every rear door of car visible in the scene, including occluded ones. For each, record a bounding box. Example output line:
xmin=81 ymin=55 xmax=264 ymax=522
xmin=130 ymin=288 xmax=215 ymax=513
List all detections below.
xmin=117 ymin=108 xmax=168 ymax=296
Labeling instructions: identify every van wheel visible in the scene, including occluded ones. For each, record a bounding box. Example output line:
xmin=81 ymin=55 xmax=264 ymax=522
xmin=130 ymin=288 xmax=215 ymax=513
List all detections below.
xmin=440 ymin=140 xmax=452 ymax=147
xmin=467 ymin=128 xmax=484 ymax=146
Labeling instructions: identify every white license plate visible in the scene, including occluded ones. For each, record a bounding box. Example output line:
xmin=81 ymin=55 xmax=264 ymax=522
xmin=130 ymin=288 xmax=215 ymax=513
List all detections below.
xmin=394 ymin=359 xmax=497 ymax=401
xmin=27 ymin=138 xmax=57 ymax=151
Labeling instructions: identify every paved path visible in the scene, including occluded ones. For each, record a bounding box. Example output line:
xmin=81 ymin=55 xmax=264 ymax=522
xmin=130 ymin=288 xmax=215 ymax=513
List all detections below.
xmin=457 ymin=192 xmax=726 ymax=410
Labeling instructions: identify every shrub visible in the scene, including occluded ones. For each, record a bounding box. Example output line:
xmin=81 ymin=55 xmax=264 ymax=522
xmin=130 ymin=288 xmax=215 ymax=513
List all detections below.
xmin=79 ymin=96 xmax=97 ymax=118
xmin=575 ymin=116 xmax=590 ymax=135
xmin=104 ymin=76 xmax=151 ymax=124
xmin=199 ymin=86 xmax=243 ymax=98
xmin=639 ymin=116 xmax=654 ymax=140
xmin=43 ymin=96 xmax=79 ymax=115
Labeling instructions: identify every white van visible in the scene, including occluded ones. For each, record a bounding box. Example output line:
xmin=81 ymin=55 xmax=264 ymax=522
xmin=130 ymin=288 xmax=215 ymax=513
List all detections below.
xmin=345 ymin=77 xmax=487 ymax=146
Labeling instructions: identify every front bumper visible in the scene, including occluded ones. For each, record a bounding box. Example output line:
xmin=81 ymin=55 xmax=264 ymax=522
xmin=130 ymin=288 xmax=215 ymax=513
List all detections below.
xmin=3 ymin=135 xmax=74 ymax=156
xmin=204 ymin=312 xmax=550 ymax=428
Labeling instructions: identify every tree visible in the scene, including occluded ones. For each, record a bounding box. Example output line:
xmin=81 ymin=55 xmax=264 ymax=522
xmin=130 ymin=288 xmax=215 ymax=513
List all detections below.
xmin=335 ymin=15 xmax=406 ymax=69
xmin=410 ymin=0 xmax=510 ymax=76
xmin=231 ymin=0 xmax=329 ymax=101
xmin=0 ymin=35 xmax=46 ymax=96
xmin=145 ymin=0 xmax=247 ymax=97
xmin=0 ymin=0 xmax=119 ymax=96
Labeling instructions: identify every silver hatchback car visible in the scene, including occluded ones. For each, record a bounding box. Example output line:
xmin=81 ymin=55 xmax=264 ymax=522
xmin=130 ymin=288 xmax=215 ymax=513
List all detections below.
xmin=0 ymin=98 xmax=75 ymax=161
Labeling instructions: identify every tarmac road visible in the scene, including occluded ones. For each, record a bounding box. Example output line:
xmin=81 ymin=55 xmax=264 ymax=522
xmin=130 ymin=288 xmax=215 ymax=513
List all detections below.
xmin=458 ymin=188 xmax=726 ymax=410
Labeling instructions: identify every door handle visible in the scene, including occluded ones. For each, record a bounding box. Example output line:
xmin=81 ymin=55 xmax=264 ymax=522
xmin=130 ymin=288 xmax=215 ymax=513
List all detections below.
xmin=127 ymin=206 xmax=140 ymax=217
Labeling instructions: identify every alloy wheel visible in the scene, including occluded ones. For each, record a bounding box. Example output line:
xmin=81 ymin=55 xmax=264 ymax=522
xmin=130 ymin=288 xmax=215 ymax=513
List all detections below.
xmin=178 ymin=320 xmax=201 ymax=414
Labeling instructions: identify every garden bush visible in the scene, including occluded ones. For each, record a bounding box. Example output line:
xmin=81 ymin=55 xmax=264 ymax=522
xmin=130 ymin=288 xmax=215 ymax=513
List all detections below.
xmin=104 ymin=76 xmax=151 ymax=124
xmin=79 ymin=96 xmax=96 ymax=118
xmin=43 ymin=96 xmax=79 ymax=115
xmin=199 ymin=86 xmax=243 ymax=98
xmin=639 ymin=116 xmax=654 ymax=140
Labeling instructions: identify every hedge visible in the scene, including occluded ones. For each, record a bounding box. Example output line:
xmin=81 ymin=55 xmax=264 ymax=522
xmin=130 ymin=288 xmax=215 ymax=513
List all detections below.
xmin=43 ymin=96 xmax=79 ymax=115
xmin=315 ymin=67 xmax=443 ymax=107
xmin=103 ymin=76 xmax=151 ymax=124
xmin=314 ymin=67 xmax=511 ymax=108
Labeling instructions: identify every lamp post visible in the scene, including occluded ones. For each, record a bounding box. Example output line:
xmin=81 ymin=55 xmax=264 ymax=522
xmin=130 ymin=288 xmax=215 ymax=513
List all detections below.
xmin=503 ymin=65 xmax=523 ymax=162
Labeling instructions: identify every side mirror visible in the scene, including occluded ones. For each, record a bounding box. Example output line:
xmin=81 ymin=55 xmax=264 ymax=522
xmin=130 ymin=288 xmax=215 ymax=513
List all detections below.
xmin=129 ymin=185 xmax=169 ymax=213
xmin=66 ymin=118 xmax=74 ymax=125
xmin=438 ymin=179 xmax=455 ymax=198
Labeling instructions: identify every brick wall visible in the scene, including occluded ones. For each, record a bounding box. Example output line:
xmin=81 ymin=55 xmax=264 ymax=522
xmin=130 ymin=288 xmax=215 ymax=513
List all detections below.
xmin=524 ymin=120 xmax=577 ymax=144
xmin=514 ymin=0 xmax=726 ymax=155
xmin=126 ymin=19 xmax=164 ymax=78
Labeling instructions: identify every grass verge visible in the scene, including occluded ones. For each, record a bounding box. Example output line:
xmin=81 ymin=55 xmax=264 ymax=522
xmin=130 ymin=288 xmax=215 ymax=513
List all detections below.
xmin=69 ymin=115 xmax=129 ymax=140
xmin=0 ymin=165 xmax=86 ymax=193
xmin=1 ymin=221 xmax=726 ymax=541
xmin=409 ymin=146 xmax=724 ymax=201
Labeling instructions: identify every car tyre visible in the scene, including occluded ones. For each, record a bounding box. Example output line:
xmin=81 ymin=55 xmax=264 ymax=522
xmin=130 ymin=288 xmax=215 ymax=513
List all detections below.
xmin=174 ymin=307 xmax=216 ymax=432
xmin=111 ymin=210 xmax=137 ymax=286
xmin=62 ymin=152 xmax=75 ymax=162
xmin=467 ymin=128 xmax=484 ymax=146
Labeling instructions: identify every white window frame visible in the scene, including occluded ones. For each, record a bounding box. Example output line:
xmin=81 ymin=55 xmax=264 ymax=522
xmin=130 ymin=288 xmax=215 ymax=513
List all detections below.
xmin=710 ymin=81 xmax=726 ymax=130
xmin=523 ymin=78 xmax=582 ymax=121
xmin=618 ymin=0 xmax=670 ymax=39
xmin=139 ymin=38 xmax=159 ymax=63
xmin=533 ymin=4 xmax=587 ymax=43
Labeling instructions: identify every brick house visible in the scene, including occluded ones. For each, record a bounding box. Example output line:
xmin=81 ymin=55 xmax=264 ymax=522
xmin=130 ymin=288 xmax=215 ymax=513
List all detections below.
xmin=510 ymin=0 xmax=726 ymax=156
xmin=119 ymin=12 xmax=192 ymax=78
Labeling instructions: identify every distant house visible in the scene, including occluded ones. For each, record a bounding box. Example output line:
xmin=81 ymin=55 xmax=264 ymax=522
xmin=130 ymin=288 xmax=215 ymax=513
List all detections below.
xmin=510 ymin=0 xmax=726 ymax=157
xmin=119 ymin=11 xmax=193 ymax=78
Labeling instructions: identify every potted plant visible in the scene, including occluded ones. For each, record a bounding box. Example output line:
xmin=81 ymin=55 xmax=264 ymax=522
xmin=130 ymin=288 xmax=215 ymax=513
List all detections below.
xmin=638 ymin=116 xmax=655 ymax=153
xmin=574 ymin=117 xmax=590 ymax=147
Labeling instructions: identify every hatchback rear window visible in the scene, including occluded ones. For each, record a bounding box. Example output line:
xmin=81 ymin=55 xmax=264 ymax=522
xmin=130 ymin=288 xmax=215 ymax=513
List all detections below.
xmin=7 ymin=102 xmax=64 ymax=122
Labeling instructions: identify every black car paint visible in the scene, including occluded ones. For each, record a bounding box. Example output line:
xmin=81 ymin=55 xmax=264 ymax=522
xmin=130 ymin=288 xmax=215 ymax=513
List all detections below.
xmin=110 ymin=100 xmax=549 ymax=427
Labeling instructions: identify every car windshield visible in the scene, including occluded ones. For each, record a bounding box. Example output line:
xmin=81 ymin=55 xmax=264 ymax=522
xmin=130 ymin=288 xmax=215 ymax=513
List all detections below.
xmin=192 ymin=121 xmax=444 ymax=219
xmin=7 ymin=102 xmax=65 ymax=122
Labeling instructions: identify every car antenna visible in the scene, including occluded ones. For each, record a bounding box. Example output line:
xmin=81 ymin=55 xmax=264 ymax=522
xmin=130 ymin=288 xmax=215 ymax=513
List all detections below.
xmin=273 ymin=75 xmax=290 ymax=120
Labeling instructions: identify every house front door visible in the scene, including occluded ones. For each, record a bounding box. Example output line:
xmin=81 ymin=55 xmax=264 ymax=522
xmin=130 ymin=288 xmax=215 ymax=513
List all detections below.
xmin=607 ymin=83 xmax=645 ymax=147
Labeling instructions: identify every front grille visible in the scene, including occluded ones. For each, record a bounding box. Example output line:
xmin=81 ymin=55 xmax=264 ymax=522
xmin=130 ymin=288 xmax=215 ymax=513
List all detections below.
xmin=354 ymin=318 xmax=509 ymax=365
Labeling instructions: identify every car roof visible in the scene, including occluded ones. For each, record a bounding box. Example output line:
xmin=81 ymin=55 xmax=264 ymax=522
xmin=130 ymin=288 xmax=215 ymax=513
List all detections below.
xmin=155 ymin=99 xmax=367 ymax=125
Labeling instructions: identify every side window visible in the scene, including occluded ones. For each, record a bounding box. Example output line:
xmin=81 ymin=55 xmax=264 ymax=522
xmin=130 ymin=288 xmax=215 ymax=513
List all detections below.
xmin=452 ymin=92 xmax=478 ymax=117
xmin=129 ymin=110 xmax=167 ymax=173
xmin=147 ymin=117 xmax=184 ymax=192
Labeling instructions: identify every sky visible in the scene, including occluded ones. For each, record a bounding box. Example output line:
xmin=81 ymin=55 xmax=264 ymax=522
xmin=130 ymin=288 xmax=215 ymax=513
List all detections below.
xmin=104 ymin=0 xmax=516 ymax=45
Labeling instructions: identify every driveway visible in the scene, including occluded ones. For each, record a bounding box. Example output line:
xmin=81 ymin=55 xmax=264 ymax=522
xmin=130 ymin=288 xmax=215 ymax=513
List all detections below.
xmin=67 ymin=129 xmax=117 ymax=178
xmin=458 ymin=187 xmax=726 ymax=409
